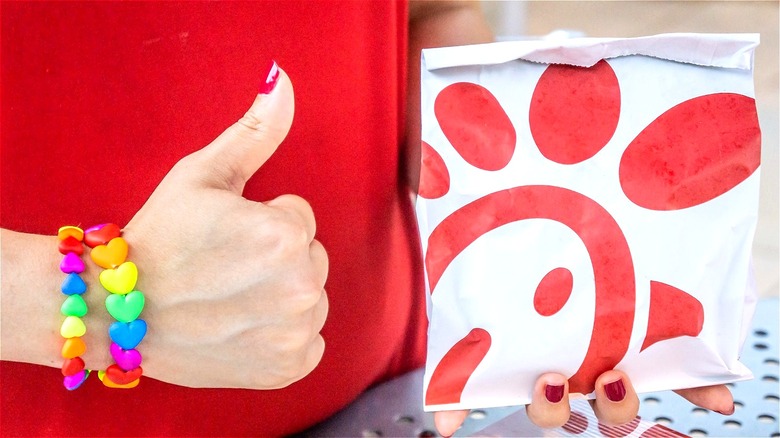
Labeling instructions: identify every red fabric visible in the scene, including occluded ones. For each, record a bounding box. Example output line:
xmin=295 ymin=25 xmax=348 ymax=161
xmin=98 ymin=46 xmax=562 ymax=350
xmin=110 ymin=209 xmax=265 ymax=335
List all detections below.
xmin=1 ymin=1 xmax=426 ymax=436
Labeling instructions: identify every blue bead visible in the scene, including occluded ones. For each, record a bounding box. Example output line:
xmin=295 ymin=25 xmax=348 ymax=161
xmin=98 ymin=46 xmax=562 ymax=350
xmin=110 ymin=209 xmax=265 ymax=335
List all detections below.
xmin=109 ymin=319 xmax=147 ymax=350
xmin=61 ymin=273 xmax=87 ymax=295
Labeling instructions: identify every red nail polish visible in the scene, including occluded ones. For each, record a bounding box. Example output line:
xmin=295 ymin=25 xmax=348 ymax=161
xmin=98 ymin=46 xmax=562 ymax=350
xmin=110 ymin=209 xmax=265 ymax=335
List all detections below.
xmin=545 ymin=384 xmax=565 ymax=403
xmin=259 ymin=60 xmax=280 ymax=95
xmin=604 ymin=379 xmax=626 ymax=402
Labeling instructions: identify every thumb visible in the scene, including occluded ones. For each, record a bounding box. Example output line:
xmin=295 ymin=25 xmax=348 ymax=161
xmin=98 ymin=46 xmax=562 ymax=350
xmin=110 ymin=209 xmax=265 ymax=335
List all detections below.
xmin=194 ymin=60 xmax=294 ymax=192
xmin=433 ymin=410 xmax=469 ymax=437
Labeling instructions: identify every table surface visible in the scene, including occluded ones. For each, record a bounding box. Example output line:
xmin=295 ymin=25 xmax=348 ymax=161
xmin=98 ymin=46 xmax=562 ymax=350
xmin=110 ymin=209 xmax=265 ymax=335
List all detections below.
xmin=300 ymin=298 xmax=779 ymax=437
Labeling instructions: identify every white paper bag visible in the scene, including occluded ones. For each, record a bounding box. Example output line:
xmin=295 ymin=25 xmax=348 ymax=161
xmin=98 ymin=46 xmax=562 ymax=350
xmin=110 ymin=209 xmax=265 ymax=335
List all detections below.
xmin=417 ymin=33 xmax=761 ymax=411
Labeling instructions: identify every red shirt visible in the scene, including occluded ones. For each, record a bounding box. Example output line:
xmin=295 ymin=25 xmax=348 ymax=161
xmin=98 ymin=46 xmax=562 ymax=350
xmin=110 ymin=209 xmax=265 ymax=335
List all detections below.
xmin=1 ymin=1 xmax=426 ymax=435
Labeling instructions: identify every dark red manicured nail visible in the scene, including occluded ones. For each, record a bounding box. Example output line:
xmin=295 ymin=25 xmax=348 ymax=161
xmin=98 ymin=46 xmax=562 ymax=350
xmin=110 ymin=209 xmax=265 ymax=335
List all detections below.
xmin=259 ymin=60 xmax=280 ymax=95
xmin=545 ymin=384 xmax=565 ymax=403
xmin=604 ymin=379 xmax=626 ymax=402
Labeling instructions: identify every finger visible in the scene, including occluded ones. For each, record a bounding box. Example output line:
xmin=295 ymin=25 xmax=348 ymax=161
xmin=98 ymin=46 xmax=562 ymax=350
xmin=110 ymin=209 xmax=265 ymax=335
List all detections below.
xmin=590 ymin=370 xmax=639 ymax=427
xmin=674 ymin=384 xmax=734 ymax=415
xmin=298 ymin=334 xmax=326 ymax=383
xmin=310 ymin=289 xmax=329 ymax=335
xmin=433 ymin=409 xmax=469 ymax=438
xmin=270 ymin=333 xmax=326 ymax=390
xmin=309 ymin=239 xmax=329 ymax=289
xmin=526 ymin=373 xmax=570 ymax=428
xmin=193 ymin=60 xmax=295 ymax=192
xmin=265 ymin=194 xmax=317 ymax=242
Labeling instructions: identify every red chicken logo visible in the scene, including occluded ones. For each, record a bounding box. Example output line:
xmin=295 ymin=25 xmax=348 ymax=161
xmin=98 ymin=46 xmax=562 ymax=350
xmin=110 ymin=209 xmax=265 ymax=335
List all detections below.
xmin=419 ymin=59 xmax=761 ymax=406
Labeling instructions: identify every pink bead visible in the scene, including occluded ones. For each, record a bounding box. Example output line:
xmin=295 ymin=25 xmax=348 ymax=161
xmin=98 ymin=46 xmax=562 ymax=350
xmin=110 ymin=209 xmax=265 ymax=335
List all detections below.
xmin=110 ymin=342 xmax=143 ymax=371
xmin=83 ymin=223 xmax=108 ymax=234
xmin=63 ymin=369 xmax=89 ymax=390
xmin=59 ymin=252 xmax=84 ymax=274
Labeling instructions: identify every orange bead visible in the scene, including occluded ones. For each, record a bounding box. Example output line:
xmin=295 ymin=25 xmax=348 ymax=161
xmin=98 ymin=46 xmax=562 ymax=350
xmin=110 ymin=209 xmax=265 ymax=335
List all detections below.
xmin=61 ymin=337 xmax=87 ymax=359
xmin=90 ymin=237 xmax=128 ymax=269
xmin=57 ymin=226 xmax=84 ymax=242
xmin=98 ymin=370 xmax=140 ymax=389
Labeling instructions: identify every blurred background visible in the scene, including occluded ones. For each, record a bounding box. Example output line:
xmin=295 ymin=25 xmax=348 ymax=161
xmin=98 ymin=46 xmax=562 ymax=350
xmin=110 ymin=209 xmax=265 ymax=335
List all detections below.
xmin=481 ymin=1 xmax=779 ymax=299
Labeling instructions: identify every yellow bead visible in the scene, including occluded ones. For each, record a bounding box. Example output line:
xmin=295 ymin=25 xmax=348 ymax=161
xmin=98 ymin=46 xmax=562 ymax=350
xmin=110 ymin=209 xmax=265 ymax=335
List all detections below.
xmin=60 ymin=316 xmax=86 ymax=338
xmin=99 ymin=261 xmax=138 ymax=294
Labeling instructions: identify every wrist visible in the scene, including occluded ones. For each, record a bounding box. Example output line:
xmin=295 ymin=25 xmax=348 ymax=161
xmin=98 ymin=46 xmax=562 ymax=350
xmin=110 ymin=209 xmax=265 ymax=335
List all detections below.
xmin=0 ymin=229 xmax=112 ymax=370
xmin=0 ymin=229 xmax=61 ymax=366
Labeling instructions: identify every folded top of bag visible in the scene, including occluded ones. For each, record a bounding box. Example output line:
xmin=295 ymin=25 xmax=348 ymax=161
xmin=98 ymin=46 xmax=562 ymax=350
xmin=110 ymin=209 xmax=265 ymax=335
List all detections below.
xmin=423 ymin=33 xmax=759 ymax=70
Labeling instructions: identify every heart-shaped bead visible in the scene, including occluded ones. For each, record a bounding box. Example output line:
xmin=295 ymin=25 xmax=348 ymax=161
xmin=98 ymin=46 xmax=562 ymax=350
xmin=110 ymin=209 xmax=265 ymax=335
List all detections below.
xmin=99 ymin=261 xmax=138 ymax=294
xmin=63 ymin=369 xmax=90 ymax=390
xmin=61 ymin=294 xmax=88 ymax=317
xmin=106 ymin=290 xmax=144 ymax=323
xmin=60 ymin=252 xmax=84 ymax=274
xmin=110 ymin=342 xmax=143 ymax=370
xmin=57 ymin=226 xmax=84 ymax=242
xmin=60 ymin=316 xmax=86 ymax=338
xmin=105 ymin=363 xmax=143 ymax=385
xmin=61 ymin=337 xmax=87 ymax=359
xmin=109 ymin=319 xmax=147 ymax=350
xmin=61 ymin=357 xmax=86 ymax=376
xmin=90 ymin=237 xmax=128 ymax=269
xmin=84 ymin=223 xmax=121 ymax=248
xmin=61 ymin=273 xmax=87 ymax=295
xmin=58 ymin=236 xmax=83 ymax=255
xmin=98 ymin=370 xmax=140 ymax=388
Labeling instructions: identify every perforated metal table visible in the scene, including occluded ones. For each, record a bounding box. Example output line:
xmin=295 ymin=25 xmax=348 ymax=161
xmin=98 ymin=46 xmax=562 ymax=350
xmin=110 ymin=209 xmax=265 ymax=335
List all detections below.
xmin=300 ymin=298 xmax=778 ymax=437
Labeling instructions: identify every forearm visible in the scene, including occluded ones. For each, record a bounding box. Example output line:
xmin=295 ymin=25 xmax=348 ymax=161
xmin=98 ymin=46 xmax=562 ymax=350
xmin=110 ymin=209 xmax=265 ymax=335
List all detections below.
xmin=1 ymin=228 xmax=112 ymax=370
xmin=406 ymin=1 xmax=494 ymax=190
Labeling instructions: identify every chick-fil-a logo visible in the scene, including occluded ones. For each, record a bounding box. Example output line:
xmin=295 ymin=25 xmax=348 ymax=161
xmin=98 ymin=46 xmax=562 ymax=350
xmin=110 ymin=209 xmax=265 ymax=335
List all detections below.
xmin=419 ymin=59 xmax=761 ymax=406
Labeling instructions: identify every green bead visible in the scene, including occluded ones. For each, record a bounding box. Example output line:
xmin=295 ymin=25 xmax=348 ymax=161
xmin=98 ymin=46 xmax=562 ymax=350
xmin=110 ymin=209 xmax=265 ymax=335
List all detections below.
xmin=61 ymin=295 xmax=88 ymax=317
xmin=105 ymin=290 xmax=145 ymax=323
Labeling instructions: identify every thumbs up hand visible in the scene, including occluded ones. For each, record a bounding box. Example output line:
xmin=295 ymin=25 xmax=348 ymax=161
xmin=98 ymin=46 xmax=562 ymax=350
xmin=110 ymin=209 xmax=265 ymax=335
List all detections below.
xmin=119 ymin=62 xmax=328 ymax=389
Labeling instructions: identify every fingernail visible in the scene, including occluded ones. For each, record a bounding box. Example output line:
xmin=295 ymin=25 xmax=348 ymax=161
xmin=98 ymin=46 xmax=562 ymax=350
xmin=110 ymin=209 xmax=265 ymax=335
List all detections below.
xmin=604 ymin=379 xmax=626 ymax=402
xmin=545 ymin=384 xmax=565 ymax=403
xmin=716 ymin=404 xmax=735 ymax=415
xmin=259 ymin=60 xmax=280 ymax=95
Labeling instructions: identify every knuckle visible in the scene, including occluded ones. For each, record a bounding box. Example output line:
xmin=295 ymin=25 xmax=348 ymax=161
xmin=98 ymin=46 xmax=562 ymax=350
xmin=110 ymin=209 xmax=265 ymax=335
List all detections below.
xmin=267 ymin=216 xmax=309 ymax=249
xmin=267 ymin=195 xmax=315 ymax=231
xmin=266 ymin=322 xmax=315 ymax=358
xmin=273 ymin=193 xmax=312 ymax=212
xmin=274 ymin=351 xmax=312 ymax=384
xmin=287 ymin=326 xmax=315 ymax=352
xmin=243 ymin=334 xmax=312 ymax=389
xmin=236 ymin=111 xmax=271 ymax=141
xmin=234 ymin=113 xmax=287 ymax=150
xmin=288 ymin=284 xmax=324 ymax=313
xmin=284 ymin=220 xmax=310 ymax=247
xmin=272 ymin=365 xmax=304 ymax=386
xmin=311 ymin=239 xmax=329 ymax=265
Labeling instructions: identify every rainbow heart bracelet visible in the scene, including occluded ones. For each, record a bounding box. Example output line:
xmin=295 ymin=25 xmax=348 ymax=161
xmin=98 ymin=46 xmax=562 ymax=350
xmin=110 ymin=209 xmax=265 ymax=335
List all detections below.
xmin=84 ymin=223 xmax=146 ymax=388
xmin=56 ymin=224 xmax=146 ymax=389
xmin=57 ymin=226 xmax=90 ymax=390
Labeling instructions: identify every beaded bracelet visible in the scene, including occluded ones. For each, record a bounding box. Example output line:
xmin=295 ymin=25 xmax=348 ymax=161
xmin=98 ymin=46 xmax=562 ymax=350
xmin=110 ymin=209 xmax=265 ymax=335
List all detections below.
xmin=57 ymin=226 xmax=90 ymax=390
xmin=84 ymin=223 xmax=146 ymax=389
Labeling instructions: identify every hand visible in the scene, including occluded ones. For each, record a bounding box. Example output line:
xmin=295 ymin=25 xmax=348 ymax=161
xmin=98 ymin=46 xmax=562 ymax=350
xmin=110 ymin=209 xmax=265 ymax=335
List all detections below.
xmin=121 ymin=65 xmax=329 ymax=389
xmin=433 ymin=371 xmax=734 ymax=436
